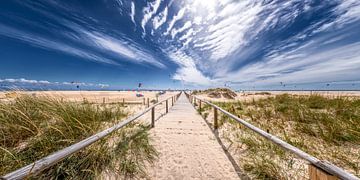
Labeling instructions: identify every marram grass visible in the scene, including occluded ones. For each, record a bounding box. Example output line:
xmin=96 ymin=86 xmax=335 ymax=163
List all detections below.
xmin=0 ymin=95 xmax=157 ymax=179
xmin=203 ymin=94 xmax=360 ymax=179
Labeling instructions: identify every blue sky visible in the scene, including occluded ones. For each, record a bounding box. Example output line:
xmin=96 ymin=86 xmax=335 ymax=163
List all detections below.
xmin=0 ymin=0 xmax=360 ymax=90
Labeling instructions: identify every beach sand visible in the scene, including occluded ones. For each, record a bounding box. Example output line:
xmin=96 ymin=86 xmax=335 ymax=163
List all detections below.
xmin=146 ymin=93 xmax=240 ymax=179
xmin=195 ymin=90 xmax=360 ymax=102
xmin=0 ymin=90 xmax=179 ymax=104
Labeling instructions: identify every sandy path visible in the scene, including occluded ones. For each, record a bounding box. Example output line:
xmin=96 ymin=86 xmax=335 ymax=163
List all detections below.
xmin=147 ymin=93 xmax=239 ymax=179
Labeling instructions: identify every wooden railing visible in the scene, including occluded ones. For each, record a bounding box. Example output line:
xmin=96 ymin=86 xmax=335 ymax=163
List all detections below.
xmin=1 ymin=93 xmax=181 ymax=180
xmin=186 ymin=92 xmax=358 ymax=180
xmin=67 ymin=97 xmax=159 ymax=105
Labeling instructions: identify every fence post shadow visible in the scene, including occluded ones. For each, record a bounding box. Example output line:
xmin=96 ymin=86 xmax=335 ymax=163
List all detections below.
xmin=198 ymin=109 xmax=251 ymax=179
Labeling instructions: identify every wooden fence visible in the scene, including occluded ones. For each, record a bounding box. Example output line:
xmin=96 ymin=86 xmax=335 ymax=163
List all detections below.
xmin=1 ymin=93 xmax=181 ymax=180
xmin=186 ymin=92 xmax=358 ymax=180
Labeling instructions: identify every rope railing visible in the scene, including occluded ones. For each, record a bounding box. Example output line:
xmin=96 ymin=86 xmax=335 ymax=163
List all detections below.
xmin=1 ymin=92 xmax=181 ymax=180
xmin=186 ymin=92 xmax=358 ymax=180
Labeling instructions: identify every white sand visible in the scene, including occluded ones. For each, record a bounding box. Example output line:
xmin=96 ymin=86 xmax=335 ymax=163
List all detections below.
xmin=0 ymin=90 xmax=178 ymax=104
xmin=196 ymin=90 xmax=360 ymax=102
xmin=147 ymin=93 xmax=239 ymax=179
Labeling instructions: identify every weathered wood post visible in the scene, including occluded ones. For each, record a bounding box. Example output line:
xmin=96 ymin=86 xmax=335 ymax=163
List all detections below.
xmin=166 ymin=99 xmax=168 ymax=113
xmin=199 ymin=100 xmax=202 ymax=113
xmin=143 ymin=98 xmax=145 ymax=105
xmin=309 ymin=165 xmax=337 ymax=180
xmin=151 ymin=107 xmax=155 ymax=128
xmin=172 ymin=96 xmax=174 ymax=106
xmin=214 ymin=107 xmax=218 ymax=129
xmin=103 ymin=97 xmax=105 ymax=104
xmin=147 ymin=98 xmax=150 ymax=108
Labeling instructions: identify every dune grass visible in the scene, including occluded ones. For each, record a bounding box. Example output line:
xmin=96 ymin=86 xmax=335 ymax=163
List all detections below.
xmin=201 ymin=94 xmax=360 ymax=179
xmin=0 ymin=95 xmax=157 ymax=179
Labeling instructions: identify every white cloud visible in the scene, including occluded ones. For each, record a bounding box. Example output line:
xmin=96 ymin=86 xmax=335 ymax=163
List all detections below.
xmin=317 ymin=0 xmax=360 ymax=32
xmin=84 ymin=32 xmax=165 ymax=68
xmin=3 ymin=0 xmax=360 ymax=88
xmin=219 ymin=41 xmax=360 ymax=87
xmin=130 ymin=1 xmax=136 ymax=24
xmin=164 ymin=7 xmax=186 ymax=35
xmin=152 ymin=7 xmax=168 ymax=30
xmin=170 ymin=21 xmax=192 ymax=38
xmin=0 ymin=78 xmax=109 ymax=87
xmin=0 ymin=23 xmax=119 ymax=65
xmin=168 ymin=51 xmax=212 ymax=86
xmin=179 ymin=28 xmax=193 ymax=41
xmin=193 ymin=2 xmax=263 ymax=61
xmin=151 ymin=0 xmax=360 ymax=87
xmin=141 ymin=0 xmax=162 ymax=35
xmin=0 ymin=1 xmax=167 ymax=69
xmin=193 ymin=17 xmax=202 ymax=25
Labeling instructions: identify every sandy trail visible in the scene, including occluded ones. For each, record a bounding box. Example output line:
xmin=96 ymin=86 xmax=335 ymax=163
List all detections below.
xmin=147 ymin=93 xmax=239 ymax=179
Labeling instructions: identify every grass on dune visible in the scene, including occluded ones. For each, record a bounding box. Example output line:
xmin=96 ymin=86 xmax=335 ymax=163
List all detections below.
xmin=201 ymin=94 xmax=360 ymax=179
xmin=0 ymin=95 xmax=157 ymax=179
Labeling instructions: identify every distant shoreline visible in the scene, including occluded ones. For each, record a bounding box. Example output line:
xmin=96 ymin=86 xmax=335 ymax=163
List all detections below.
xmin=1 ymin=89 xmax=360 ymax=92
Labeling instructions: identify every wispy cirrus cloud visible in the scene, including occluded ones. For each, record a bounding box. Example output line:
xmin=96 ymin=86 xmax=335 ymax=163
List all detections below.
xmin=83 ymin=31 xmax=165 ymax=68
xmin=0 ymin=1 xmax=165 ymax=68
xmin=141 ymin=0 xmax=360 ymax=88
xmin=164 ymin=7 xmax=186 ymax=36
xmin=152 ymin=6 xmax=168 ymax=30
xmin=130 ymin=1 xmax=136 ymax=25
xmin=0 ymin=23 xmax=119 ymax=65
xmin=219 ymin=41 xmax=360 ymax=87
xmin=168 ymin=50 xmax=212 ymax=86
xmin=1 ymin=0 xmax=360 ymax=89
xmin=141 ymin=0 xmax=162 ymax=36
xmin=0 ymin=78 xmax=109 ymax=88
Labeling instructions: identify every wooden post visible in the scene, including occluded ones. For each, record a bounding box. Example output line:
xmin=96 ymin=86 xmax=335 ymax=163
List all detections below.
xmin=214 ymin=107 xmax=218 ymax=129
xmin=199 ymin=100 xmax=202 ymax=113
xmin=147 ymin=98 xmax=150 ymax=107
xmin=172 ymin=97 xmax=174 ymax=106
xmin=143 ymin=98 xmax=145 ymax=105
xmin=122 ymin=98 xmax=125 ymax=104
xmin=309 ymin=165 xmax=338 ymax=180
xmin=166 ymin=99 xmax=168 ymax=113
xmin=151 ymin=107 xmax=155 ymax=128
xmin=103 ymin=97 xmax=105 ymax=104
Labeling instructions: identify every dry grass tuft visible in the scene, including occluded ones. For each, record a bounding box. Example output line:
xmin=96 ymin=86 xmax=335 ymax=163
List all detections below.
xmin=0 ymin=95 xmax=157 ymax=179
xmin=202 ymin=94 xmax=360 ymax=179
